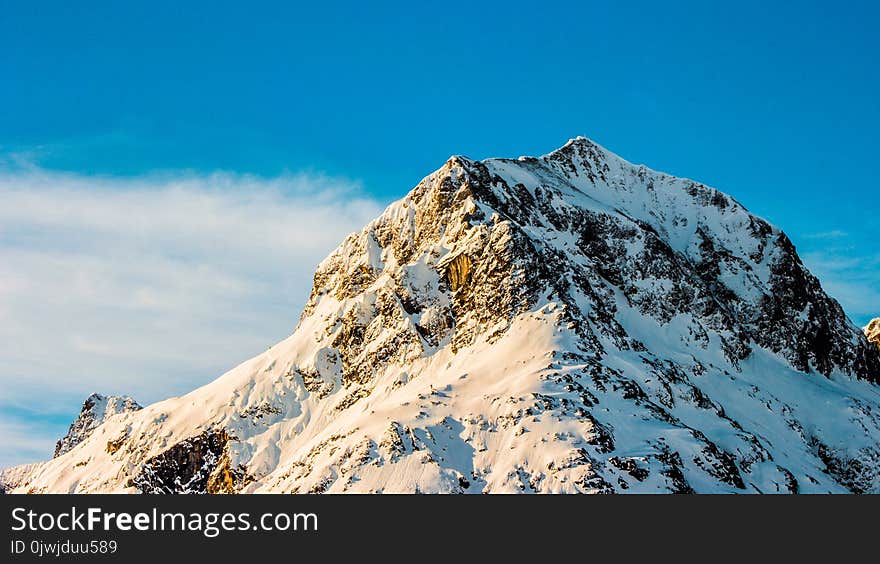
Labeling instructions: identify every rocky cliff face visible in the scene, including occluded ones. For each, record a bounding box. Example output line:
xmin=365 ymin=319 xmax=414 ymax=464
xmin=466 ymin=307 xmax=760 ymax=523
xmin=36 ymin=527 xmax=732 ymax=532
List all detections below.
xmin=866 ymin=319 xmax=880 ymax=352
xmin=1 ymin=393 xmax=141 ymax=493
xmin=9 ymin=138 xmax=880 ymax=493
xmin=54 ymin=393 xmax=142 ymax=458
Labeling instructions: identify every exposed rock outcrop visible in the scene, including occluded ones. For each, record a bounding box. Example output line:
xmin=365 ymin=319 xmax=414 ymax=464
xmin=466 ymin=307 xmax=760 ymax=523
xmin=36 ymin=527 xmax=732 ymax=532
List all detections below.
xmin=54 ymin=393 xmax=142 ymax=458
xmin=129 ymin=430 xmax=246 ymax=494
xmin=866 ymin=319 xmax=880 ymax=352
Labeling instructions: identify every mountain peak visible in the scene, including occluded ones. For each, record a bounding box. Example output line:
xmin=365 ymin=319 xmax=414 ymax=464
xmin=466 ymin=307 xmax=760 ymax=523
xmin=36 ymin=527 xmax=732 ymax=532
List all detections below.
xmin=539 ymin=134 xmax=619 ymax=167
xmin=53 ymin=393 xmax=142 ymax=458
xmin=9 ymin=138 xmax=880 ymax=494
xmin=866 ymin=319 xmax=880 ymax=351
xmin=552 ymin=134 xmax=604 ymax=152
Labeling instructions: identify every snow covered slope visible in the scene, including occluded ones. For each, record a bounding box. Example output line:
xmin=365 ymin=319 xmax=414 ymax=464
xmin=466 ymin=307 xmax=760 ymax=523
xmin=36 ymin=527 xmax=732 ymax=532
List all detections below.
xmin=54 ymin=393 xmax=143 ymax=458
xmin=0 ymin=463 xmax=43 ymax=494
xmin=9 ymin=137 xmax=880 ymax=493
xmin=866 ymin=319 xmax=880 ymax=352
xmin=0 ymin=393 xmax=141 ymax=493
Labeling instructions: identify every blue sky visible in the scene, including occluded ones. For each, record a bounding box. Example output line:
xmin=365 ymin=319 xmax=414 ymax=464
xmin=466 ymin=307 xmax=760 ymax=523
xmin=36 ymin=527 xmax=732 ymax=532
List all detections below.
xmin=1 ymin=1 xmax=878 ymax=466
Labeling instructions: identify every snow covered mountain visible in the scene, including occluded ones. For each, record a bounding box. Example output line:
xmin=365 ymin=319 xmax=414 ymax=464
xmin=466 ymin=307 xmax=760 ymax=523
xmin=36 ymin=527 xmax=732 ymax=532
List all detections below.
xmin=0 ymin=463 xmax=42 ymax=494
xmin=0 ymin=393 xmax=141 ymax=492
xmin=54 ymin=393 xmax=142 ymax=457
xmin=8 ymin=137 xmax=880 ymax=493
xmin=866 ymin=319 xmax=880 ymax=352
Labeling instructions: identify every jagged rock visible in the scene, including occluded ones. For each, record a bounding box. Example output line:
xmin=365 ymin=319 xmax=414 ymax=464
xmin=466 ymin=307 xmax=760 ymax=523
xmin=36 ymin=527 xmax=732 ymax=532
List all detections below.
xmin=866 ymin=319 xmax=880 ymax=352
xmin=54 ymin=393 xmax=142 ymax=458
xmin=9 ymin=137 xmax=880 ymax=494
xmin=444 ymin=253 xmax=472 ymax=292
xmin=130 ymin=430 xmax=241 ymax=494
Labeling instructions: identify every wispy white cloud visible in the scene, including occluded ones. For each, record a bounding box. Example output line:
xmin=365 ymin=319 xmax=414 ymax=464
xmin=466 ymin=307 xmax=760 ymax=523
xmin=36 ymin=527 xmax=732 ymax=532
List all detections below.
xmin=797 ymin=233 xmax=879 ymax=328
xmin=801 ymin=229 xmax=848 ymax=240
xmin=0 ymin=166 xmax=385 ymax=466
xmin=0 ymin=416 xmax=63 ymax=469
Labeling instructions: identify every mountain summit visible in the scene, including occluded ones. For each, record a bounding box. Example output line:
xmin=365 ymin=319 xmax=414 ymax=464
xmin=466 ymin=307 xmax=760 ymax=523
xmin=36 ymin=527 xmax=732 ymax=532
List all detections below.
xmin=866 ymin=319 xmax=880 ymax=352
xmin=9 ymin=137 xmax=880 ymax=493
xmin=54 ymin=393 xmax=142 ymax=458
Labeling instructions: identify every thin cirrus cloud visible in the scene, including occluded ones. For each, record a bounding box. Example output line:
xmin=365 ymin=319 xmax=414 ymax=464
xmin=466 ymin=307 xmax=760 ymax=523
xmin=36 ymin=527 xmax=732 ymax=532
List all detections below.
xmin=793 ymin=222 xmax=878 ymax=328
xmin=0 ymin=165 xmax=384 ymax=467
xmin=800 ymin=248 xmax=880 ymax=328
